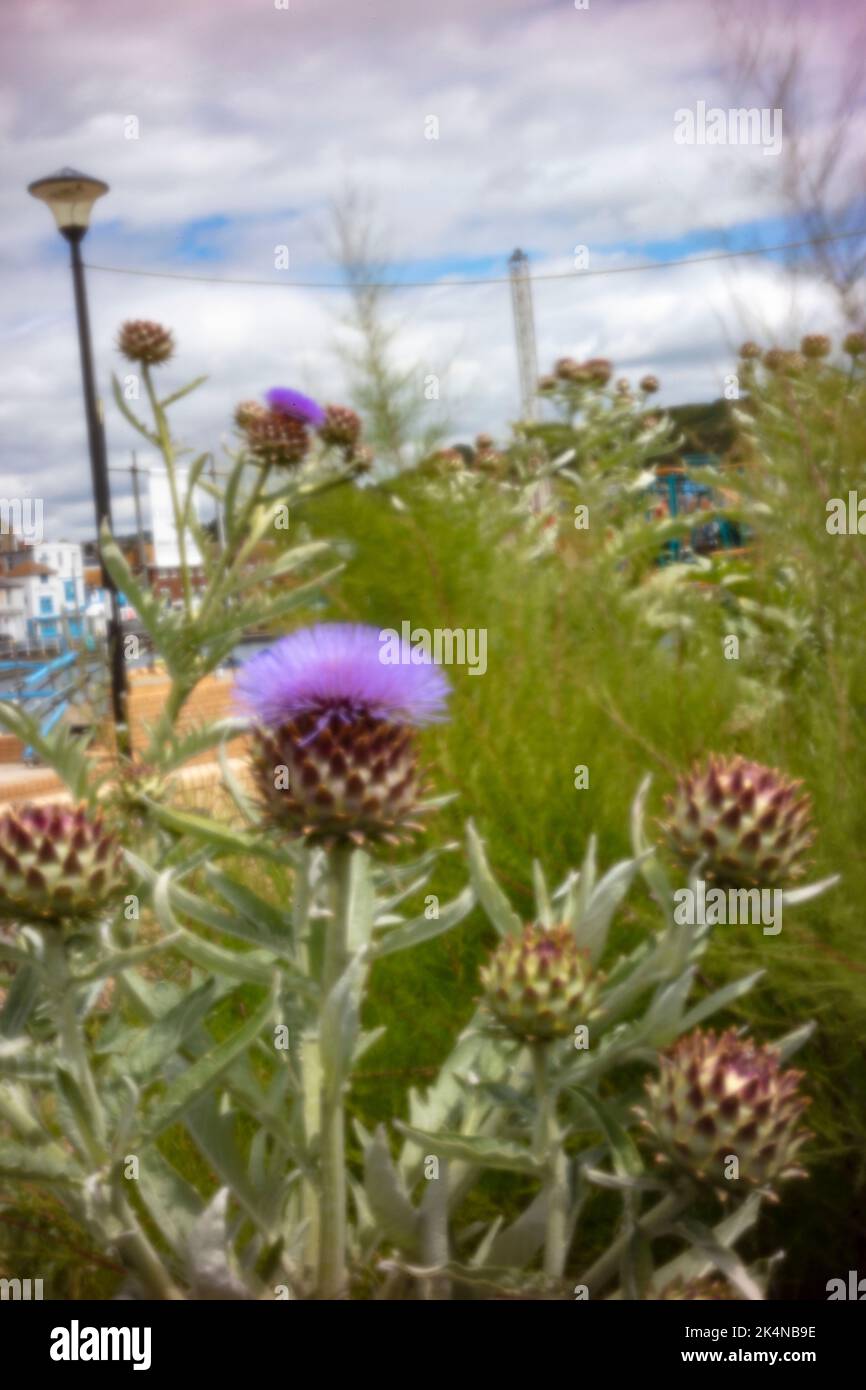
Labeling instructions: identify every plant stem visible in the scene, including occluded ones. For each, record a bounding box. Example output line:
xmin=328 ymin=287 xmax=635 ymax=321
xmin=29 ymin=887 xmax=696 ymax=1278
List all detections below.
xmin=317 ymin=843 xmax=353 ymax=1298
xmin=109 ymin=1183 xmax=185 ymax=1301
xmin=43 ymin=932 xmax=105 ymax=1164
xmin=577 ymin=1188 xmax=691 ymax=1296
xmin=530 ymin=1042 xmax=569 ymax=1280
xmin=144 ymin=366 xmax=193 ymax=617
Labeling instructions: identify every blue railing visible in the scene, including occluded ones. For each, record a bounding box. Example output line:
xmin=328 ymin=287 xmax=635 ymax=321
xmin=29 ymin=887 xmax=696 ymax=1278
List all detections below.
xmin=0 ymin=650 xmax=82 ymax=760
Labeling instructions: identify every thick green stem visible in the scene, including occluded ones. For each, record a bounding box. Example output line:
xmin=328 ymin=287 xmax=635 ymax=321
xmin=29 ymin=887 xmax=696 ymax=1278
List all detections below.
xmin=531 ymin=1042 xmax=569 ymax=1281
xmin=144 ymin=366 xmax=193 ymax=616
xmin=43 ymin=933 xmax=105 ymax=1164
xmin=316 ymin=844 xmax=353 ymax=1298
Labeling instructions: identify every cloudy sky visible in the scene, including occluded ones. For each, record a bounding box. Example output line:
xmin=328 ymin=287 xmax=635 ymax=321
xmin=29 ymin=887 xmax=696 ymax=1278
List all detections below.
xmin=1 ymin=0 xmax=863 ymax=541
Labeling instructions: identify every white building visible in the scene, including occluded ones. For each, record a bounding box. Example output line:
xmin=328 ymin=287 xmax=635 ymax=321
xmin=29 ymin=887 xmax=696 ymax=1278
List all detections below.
xmin=0 ymin=540 xmax=86 ymax=650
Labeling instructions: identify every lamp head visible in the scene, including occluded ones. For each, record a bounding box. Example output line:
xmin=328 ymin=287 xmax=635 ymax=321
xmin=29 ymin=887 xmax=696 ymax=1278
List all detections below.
xmin=28 ymin=167 xmax=109 ymax=239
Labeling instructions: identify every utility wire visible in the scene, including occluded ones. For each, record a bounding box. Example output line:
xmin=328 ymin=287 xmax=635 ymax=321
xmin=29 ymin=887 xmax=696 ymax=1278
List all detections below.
xmin=83 ymin=228 xmax=866 ymax=292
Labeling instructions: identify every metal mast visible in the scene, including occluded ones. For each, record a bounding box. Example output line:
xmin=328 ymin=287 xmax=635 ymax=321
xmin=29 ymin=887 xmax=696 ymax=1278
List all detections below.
xmin=508 ymin=248 xmax=539 ymax=421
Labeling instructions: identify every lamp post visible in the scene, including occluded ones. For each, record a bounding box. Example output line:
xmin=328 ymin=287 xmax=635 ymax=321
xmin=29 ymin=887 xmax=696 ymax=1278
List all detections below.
xmin=28 ymin=167 xmax=129 ymax=754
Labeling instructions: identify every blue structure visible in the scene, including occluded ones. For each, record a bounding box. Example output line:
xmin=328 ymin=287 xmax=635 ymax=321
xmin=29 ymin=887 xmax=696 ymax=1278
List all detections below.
xmin=648 ymin=453 xmax=743 ymax=564
xmin=0 ymin=650 xmax=84 ymax=759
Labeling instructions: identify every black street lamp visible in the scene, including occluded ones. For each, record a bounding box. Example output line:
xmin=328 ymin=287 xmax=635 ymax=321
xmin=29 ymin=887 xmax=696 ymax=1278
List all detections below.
xmin=28 ymin=167 xmax=129 ymax=754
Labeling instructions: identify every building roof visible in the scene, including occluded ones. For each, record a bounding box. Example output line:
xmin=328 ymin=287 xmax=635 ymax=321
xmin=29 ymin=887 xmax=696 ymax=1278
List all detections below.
xmin=4 ymin=560 xmax=55 ymax=578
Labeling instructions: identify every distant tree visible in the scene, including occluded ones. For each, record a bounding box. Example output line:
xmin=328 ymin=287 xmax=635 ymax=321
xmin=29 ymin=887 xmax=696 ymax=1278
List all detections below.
xmin=328 ymin=188 xmax=449 ymax=471
xmin=719 ymin=2 xmax=866 ymax=325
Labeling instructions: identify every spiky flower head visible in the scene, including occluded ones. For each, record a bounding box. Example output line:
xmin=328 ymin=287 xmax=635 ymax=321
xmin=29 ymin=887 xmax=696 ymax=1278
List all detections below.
xmin=843 ymin=330 xmax=866 ymax=357
xmin=235 ymin=623 xmax=450 ymax=845
xmin=318 ymin=403 xmax=362 ymax=450
xmin=480 ymin=923 xmax=601 ymax=1043
xmin=584 ymin=358 xmax=613 ymax=387
xmin=615 ymin=377 xmax=632 ymax=397
xmin=105 ymin=760 xmax=175 ymax=827
xmin=244 ymin=410 xmax=310 ymax=468
xmin=0 ymin=804 xmax=125 ymax=925
xmin=234 ymin=399 xmax=268 ymax=431
xmin=639 ymin=374 xmax=660 ymax=394
xmin=801 ymin=333 xmax=831 ymax=360
xmin=637 ymin=1028 xmax=811 ymax=1192
xmin=762 ymin=347 xmax=786 ymax=372
xmin=265 ymin=387 xmax=327 ymax=429
xmin=538 ymin=373 xmax=558 ymax=392
xmin=738 ymin=341 xmax=762 ymax=360
xmin=661 ymin=755 xmax=813 ymax=888
xmin=117 ymin=320 xmax=175 ymax=366
xmin=554 ymin=356 xmax=581 ymax=381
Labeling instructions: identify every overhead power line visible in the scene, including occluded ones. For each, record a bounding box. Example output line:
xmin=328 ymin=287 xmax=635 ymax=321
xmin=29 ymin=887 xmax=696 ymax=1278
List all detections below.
xmin=83 ymin=228 xmax=866 ymax=292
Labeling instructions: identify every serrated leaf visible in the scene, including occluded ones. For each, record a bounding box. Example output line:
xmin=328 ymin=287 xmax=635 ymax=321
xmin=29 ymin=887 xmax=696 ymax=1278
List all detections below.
xmin=571 ymin=1087 xmax=643 ymax=1179
xmin=160 ymin=374 xmax=208 ymax=409
xmin=372 ymin=885 xmax=475 ymax=958
xmin=147 ymin=984 xmax=276 ymax=1134
xmin=465 ymin=820 xmax=522 ymax=938
xmin=670 ymin=1217 xmax=765 ymax=1300
xmin=485 ymin=1189 xmax=548 ymax=1269
xmin=364 ymin=1125 xmax=420 ymax=1252
xmin=320 ymin=951 xmax=368 ymax=1104
xmin=184 ymin=1097 xmax=283 ymax=1233
xmin=143 ymin=800 xmax=269 ymax=857
xmin=137 ymin=1145 xmax=204 ymax=1257
xmin=396 ymin=1123 xmax=543 ymax=1176
xmin=576 ymin=855 xmax=646 ymax=961
xmin=122 ymin=979 xmax=219 ymax=1079
xmin=205 ymin=867 xmax=292 ymax=944
xmin=0 ymin=1139 xmax=82 ymax=1183
xmin=0 ymin=965 xmax=40 ymax=1038
xmin=679 ymin=970 xmax=765 ymax=1032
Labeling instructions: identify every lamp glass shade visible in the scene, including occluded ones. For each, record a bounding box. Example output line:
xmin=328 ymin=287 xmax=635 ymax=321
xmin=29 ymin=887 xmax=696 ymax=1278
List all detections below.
xmin=28 ymin=168 xmax=109 ymax=232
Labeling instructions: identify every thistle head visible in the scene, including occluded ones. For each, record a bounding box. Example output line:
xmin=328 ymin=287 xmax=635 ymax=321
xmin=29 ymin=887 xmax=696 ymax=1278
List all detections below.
xmin=0 ymin=803 xmax=125 ymax=926
xmin=265 ymin=387 xmax=327 ymax=429
xmin=661 ymin=754 xmax=814 ymax=888
xmin=637 ymin=1028 xmax=811 ymax=1193
xmin=235 ymin=623 xmax=450 ymax=845
xmin=117 ymin=320 xmax=175 ymax=366
xmin=318 ymin=404 xmax=362 ymax=451
xmin=480 ymin=923 xmax=601 ymax=1043
xmin=800 ymin=333 xmax=831 ymax=360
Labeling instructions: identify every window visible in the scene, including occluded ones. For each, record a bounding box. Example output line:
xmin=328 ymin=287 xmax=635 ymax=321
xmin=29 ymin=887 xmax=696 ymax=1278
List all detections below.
xmin=39 ymin=596 xmax=54 ymax=615
xmin=64 ymin=579 xmax=76 ymax=604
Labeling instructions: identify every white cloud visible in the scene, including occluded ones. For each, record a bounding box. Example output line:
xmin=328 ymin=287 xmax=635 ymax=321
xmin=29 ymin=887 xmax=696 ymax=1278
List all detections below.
xmin=0 ymin=0 xmax=859 ymax=538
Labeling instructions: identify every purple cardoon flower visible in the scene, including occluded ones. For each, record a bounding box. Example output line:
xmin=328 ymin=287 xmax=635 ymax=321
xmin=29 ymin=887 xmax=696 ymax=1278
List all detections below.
xmin=236 ymin=625 xmax=450 ymax=846
xmin=235 ymin=623 xmax=450 ymax=729
xmin=265 ymin=387 xmax=327 ymax=429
